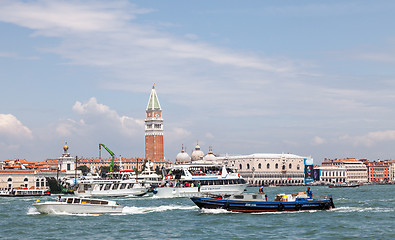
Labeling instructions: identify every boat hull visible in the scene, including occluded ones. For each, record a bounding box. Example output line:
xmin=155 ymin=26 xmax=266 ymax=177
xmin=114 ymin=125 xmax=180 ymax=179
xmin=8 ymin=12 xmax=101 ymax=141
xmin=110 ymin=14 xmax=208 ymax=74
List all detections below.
xmin=191 ymin=196 xmax=335 ymax=212
xmin=33 ymin=202 xmax=123 ymax=214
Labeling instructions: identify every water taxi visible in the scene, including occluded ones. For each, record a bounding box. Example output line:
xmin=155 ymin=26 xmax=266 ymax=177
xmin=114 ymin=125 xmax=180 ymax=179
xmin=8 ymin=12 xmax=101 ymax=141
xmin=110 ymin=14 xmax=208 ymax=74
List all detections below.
xmin=153 ymin=163 xmax=247 ymax=198
xmin=33 ymin=197 xmax=124 ymax=214
xmin=328 ymin=182 xmax=361 ymax=188
xmin=191 ymin=192 xmax=335 ymax=212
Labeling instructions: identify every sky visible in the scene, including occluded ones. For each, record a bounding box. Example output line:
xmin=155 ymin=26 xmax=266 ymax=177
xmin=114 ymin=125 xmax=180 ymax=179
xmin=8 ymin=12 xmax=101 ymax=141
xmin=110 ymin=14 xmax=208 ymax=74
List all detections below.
xmin=1 ymin=0 xmax=395 ymax=164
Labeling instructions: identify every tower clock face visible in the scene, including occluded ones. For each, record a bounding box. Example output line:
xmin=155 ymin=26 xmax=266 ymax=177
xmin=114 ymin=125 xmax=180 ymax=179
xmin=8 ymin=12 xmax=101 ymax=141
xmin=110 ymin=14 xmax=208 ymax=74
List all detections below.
xmin=155 ymin=113 xmax=159 ymax=117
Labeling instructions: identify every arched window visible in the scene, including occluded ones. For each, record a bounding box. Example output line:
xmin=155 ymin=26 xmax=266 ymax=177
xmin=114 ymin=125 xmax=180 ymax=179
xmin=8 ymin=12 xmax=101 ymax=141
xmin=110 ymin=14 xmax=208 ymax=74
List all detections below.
xmin=24 ymin=178 xmax=28 ymax=182
xmin=239 ymin=164 xmax=242 ymax=170
xmin=7 ymin=178 xmax=12 ymax=182
xmin=289 ymin=164 xmax=292 ymax=169
xmin=275 ymin=163 xmax=278 ymax=169
xmin=297 ymin=164 xmax=300 ymax=170
xmin=267 ymin=163 xmax=270 ymax=169
xmin=258 ymin=163 xmax=262 ymax=169
xmin=247 ymin=163 xmax=250 ymax=170
xmin=282 ymin=165 xmax=285 ymax=170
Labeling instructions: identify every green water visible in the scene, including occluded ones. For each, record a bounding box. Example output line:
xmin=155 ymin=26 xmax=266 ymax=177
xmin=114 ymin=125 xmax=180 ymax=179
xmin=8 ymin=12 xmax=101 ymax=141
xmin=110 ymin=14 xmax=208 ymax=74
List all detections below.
xmin=1 ymin=185 xmax=394 ymax=239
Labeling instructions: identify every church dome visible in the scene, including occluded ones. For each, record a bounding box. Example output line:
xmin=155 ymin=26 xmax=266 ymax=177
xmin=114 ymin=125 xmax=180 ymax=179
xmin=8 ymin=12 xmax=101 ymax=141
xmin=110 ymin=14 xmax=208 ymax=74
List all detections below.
xmin=176 ymin=145 xmax=191 ymax=164
xmin=203 ymin=146 xmax=216 ymax=161
xmin=191 ymin=142 xmax=204 ymax=161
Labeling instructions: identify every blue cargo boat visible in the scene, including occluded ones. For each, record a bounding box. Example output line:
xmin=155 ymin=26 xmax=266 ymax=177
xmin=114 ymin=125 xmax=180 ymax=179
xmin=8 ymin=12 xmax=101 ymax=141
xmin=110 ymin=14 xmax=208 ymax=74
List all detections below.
xmin=191 ymin=192 xmax=335 ymax=213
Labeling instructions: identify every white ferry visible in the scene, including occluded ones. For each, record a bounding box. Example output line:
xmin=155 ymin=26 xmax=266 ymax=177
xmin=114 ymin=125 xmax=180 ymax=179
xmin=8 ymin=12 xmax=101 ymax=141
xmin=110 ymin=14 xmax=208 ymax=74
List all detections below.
xmin=137 ymin=162 xmax=162 ymax=188
xmin=0 ymin=188 xmax=50 ymax=197
xmin=33 ymin=197 xmax=123 ymax=214
xmin=74 ymin=170 xmax=149 ymax=197
xmin=153 ymin=163 xmax=247 ymax=198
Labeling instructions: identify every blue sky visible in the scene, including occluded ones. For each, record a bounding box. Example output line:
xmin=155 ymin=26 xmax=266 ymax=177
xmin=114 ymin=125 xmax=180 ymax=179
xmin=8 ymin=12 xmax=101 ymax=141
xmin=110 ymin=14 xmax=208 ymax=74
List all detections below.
xmin=1 ymin=0 xmax=395 ymax=164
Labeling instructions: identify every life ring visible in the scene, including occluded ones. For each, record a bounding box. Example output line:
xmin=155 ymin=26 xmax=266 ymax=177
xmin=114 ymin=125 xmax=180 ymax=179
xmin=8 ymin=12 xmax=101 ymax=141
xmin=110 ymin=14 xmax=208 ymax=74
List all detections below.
xmin=165 ymin=176 xmax=168 ymax=180
xmin=170 ymin=175 xmax=173 ymax=179
xmin=278 ymin=203 xmax=285 ymax=211
xmin=238 ymin=174 xmax=240 ymax=178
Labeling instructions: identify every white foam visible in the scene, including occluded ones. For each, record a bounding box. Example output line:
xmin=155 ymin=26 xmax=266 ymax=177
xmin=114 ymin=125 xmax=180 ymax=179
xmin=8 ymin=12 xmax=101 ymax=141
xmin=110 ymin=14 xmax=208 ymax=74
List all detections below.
xmin=199 ymin=208 xmax=235 ymax=214
xmin=332 ymin=206 xmax=394 ymax=213
xmin=27 ymin=207 xmax=41 ymax=215
xmin=122 ymin=205 xmax=197 ymax=214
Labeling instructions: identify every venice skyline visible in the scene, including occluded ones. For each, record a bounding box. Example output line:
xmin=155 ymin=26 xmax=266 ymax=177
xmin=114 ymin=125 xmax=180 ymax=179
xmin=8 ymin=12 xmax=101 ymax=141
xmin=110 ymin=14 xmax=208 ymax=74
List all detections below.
xmin=1 ymin=0 xmax=395 ymax=163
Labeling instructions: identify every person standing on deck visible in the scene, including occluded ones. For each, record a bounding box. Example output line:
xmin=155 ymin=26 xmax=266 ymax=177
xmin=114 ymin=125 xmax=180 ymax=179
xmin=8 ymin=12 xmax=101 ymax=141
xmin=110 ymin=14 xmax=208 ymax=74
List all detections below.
xmin=306 ymin=187 xmax=313 ymax=198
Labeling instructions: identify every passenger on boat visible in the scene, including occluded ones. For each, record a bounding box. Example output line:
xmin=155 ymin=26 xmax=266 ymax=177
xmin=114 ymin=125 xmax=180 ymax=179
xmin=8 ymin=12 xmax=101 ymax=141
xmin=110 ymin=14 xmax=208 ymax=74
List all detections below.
xmin=259 ymin=185 xmax=264 ymax=193
xmin=306 ymin=187 xmax=313 ymax=198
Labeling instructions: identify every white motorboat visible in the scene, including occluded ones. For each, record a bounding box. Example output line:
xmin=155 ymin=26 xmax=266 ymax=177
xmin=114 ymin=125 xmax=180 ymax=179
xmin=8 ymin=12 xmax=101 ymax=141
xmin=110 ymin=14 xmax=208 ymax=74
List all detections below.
xmin=153 ymin=163 xmax=247 ymax=198
xmin=33 ymin=197 xmax=124 ymax=214
xmin=137 ymin=162 xmax=162 ymax=188
xmin=75 ymin=170 xmax=149 ymax=197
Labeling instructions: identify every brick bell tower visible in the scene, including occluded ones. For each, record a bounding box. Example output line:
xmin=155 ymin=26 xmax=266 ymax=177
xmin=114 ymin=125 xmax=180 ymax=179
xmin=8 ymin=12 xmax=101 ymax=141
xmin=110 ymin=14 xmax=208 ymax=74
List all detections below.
xmin=145 ymin=83 xmax=164 ymax=161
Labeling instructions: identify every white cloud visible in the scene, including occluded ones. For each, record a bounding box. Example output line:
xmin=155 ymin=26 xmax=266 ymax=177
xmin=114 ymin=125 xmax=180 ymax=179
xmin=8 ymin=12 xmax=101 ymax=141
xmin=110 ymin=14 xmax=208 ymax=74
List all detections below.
xmin=340 ymin=130 xmax=395 ymax=147
xmin=0 ymin=114 xmax=33 ymax=140
xmin=312 ymin=136 xmax=325 ymax=145
xmin=70 ymin=97 xmax=144 ymax=137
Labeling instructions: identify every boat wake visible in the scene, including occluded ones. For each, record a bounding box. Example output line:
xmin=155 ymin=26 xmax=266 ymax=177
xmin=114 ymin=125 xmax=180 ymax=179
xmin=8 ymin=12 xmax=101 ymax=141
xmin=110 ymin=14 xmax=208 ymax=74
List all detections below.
xmin=122 ymin=205 xmax=197 ymax=214
xmin=199 ymin=208 xmax=236 ymax=214
xmin=27 ymin=207 xmax=41 ymax=215
xmin=332 ymin=206 xmax=394 ymax=213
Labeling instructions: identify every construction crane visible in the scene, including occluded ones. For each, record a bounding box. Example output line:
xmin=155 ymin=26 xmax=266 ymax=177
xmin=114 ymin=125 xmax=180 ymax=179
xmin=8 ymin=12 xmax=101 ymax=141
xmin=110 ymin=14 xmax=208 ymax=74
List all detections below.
xmin=99 ymin=143 xmax=115 ymax=177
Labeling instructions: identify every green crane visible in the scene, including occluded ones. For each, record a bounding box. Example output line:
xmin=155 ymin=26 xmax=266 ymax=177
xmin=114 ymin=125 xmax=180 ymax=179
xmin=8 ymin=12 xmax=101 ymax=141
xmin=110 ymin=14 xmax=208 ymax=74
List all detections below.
xmin=99 ymin=143 xmax=115 ymax=177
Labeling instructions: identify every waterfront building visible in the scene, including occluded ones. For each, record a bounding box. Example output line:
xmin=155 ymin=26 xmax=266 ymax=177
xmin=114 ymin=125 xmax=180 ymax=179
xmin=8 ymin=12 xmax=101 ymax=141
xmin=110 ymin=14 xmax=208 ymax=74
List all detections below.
xmin=321 ymin=158 xmax=368 ymax=183
xmin=216 ymin=153 xmax=307 ymax=186
xmin=388 ymin=160 xmax=395 ymax=182
xmin=145 ymin=83 xmax=164 ymax=161
xmin=58 ymin=142 xmax=77 ymax=174
xmin=318 ymin=166 xmax=347 ymax=183
xmin=362 ymin=160 xmax=390 ymax=183
xmin=78 ymin=157 xmax=171 ymax=173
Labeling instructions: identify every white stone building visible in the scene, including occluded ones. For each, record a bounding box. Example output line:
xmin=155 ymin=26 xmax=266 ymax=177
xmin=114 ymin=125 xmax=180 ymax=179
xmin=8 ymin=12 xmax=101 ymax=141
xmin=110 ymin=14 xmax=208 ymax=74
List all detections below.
xmin=216 ymin=153 xmax=307 ymax=186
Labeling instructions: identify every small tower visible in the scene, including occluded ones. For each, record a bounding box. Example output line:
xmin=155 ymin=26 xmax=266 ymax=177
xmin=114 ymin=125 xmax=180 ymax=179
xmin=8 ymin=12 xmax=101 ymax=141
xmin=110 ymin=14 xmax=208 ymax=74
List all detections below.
xmin=145 ymin=83 xmax=164 ymax=161
xmin=58 ymin=141 xmax=75 ymax=172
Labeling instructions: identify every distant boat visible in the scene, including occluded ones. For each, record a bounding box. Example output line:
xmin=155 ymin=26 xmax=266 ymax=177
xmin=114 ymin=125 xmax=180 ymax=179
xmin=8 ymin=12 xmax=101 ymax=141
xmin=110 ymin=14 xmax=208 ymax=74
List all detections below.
xmin=328 ymin=183 xmax=361 ymax=188
xmin=33 ymin=197 xmax=123 ymax=214
xmin=0 ymin=188 xmax=50 ymax=197
xmin=191 ymin=192 xmax=335 ymax=213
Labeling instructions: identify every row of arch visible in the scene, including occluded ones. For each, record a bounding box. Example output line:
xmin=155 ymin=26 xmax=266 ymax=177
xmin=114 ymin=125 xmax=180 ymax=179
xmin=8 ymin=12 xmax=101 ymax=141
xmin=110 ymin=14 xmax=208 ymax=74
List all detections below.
xmin=6 ymin=177 xmax=47 ymax=188
xmin=251 ymin=179 xmax=305 ymax=185
xmin=240 ymin=163 xmax=301 ymax=171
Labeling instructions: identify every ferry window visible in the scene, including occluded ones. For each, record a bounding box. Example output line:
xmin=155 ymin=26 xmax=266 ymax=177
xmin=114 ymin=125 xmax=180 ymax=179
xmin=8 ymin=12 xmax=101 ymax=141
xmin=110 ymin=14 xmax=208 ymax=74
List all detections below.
xmin=67 ymin=199 xmax=73 ymax=204
xmin=99 ymin=184 xmax=105 ymax=190
xmin=74 ymin=198 xmax=81 ymax=204
xmin=104 ymin=184 xmax=111 ymax=190
xmin=258 ymin=163 xmax=262 ymax=169
xmin=239 ymin=164 xmax=242 ymax=170
xmin=201 ymin=180 xmax=208 ymax=185
xmin=112 ymin=184 xmax=119 ymax=190
xmin=267 ymin=163 xmax=270 ymax=169
xmin=247 ymin=164 xmax=250 ymax=170
xmin=275 ymin=163 xmax=278 ymax=169
xmin=120 ymin=184 xmax=127 ymax=189
xmin=234 ymin=195 xmax=244 ymax=199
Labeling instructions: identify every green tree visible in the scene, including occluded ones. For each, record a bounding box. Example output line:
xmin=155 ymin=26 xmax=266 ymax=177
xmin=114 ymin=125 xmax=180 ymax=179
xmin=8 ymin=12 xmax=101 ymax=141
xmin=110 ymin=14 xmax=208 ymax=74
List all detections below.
xmin=99 ymin=164 xmax=119 ymax=177
xmin=76 ymin=165 xmax=90 ymax=176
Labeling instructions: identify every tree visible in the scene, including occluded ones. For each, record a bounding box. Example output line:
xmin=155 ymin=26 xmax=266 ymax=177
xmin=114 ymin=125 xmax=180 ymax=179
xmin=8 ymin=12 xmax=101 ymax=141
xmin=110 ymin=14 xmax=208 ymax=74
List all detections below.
xmin=99 ymin=164 xmax=119 ymax=177
xmin=76 ymin=165 xmax=90 ymax=176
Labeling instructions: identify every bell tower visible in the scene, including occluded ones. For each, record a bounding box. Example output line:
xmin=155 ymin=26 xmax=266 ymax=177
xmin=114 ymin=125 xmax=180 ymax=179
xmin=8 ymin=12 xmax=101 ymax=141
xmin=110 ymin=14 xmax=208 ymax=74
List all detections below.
xmin=145 ymin=83 xmax=164 ymax=161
